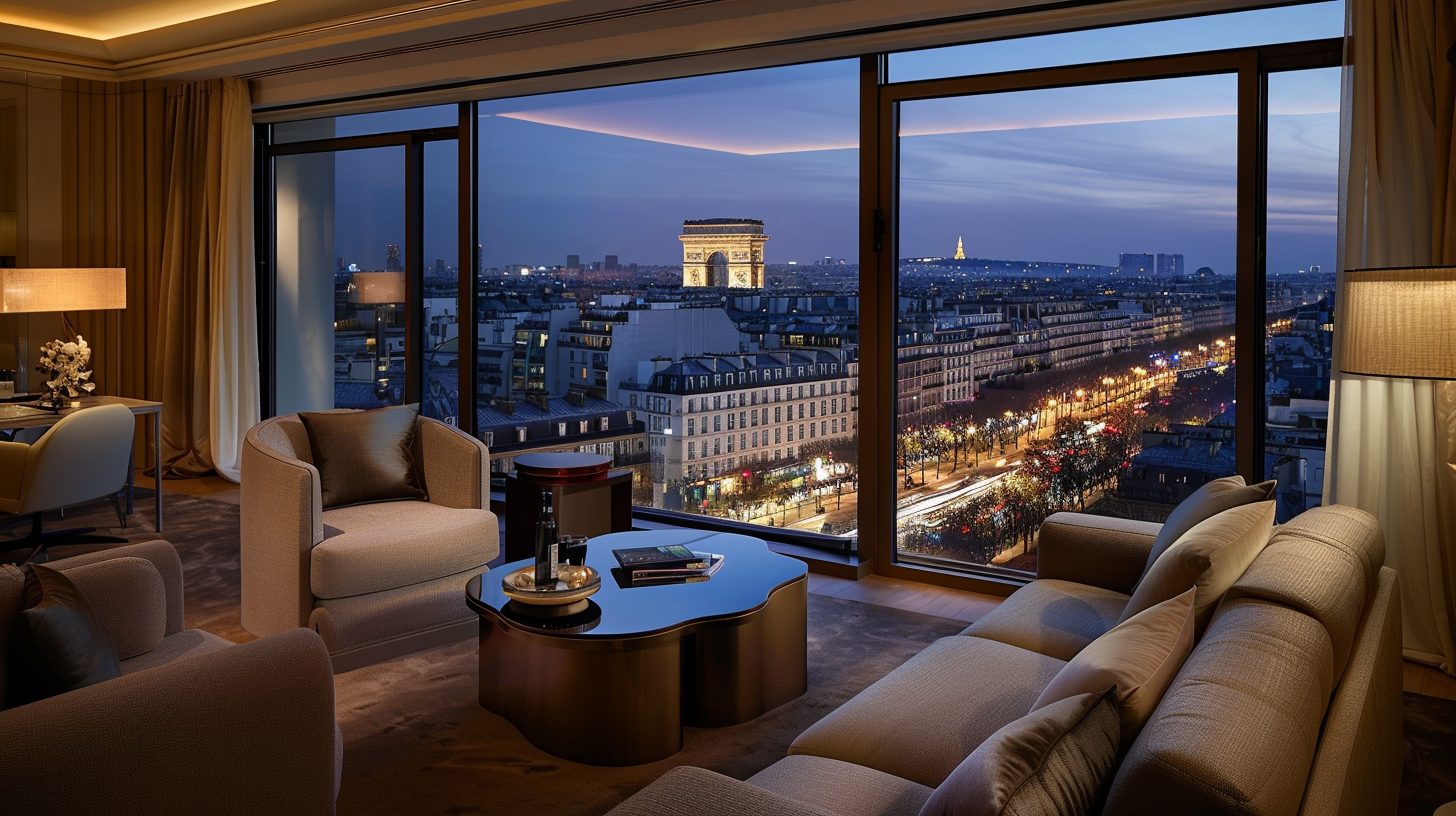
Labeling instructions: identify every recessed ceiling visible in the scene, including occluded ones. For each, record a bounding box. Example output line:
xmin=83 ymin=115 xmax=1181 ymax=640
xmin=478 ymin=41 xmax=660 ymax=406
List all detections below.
xmin=0 ymin=0 xmax=277 ymax=40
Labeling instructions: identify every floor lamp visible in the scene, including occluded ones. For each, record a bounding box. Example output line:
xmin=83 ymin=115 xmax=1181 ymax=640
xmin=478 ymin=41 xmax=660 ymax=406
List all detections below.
xmin=0 ymin=267 xmax=128 ymax=397
xmin=351 ymin=271 xmax=405 ymax=404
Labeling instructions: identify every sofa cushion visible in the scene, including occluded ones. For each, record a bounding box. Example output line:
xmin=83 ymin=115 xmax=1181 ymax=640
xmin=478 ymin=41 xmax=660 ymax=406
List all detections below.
xmin=607 ymin=766 xmax=839 ymax=816
xmin=789 ymin=635 xmax=1067 ymax=788
xmin=1221 ymin=504 xmax=1383 ymax=681
xmin=1139 ymin=475 xmax=1275 ymax=584
xmin=748 ymin=755 xmax=933 ymax=816
xmin=0 ymin=564 xmax=25 ymax=706
xmin=921 ymin=688 xmax=1120 ymax=816
xmin=298 ymin=406 xmax=426 ymax=509
xmin=8 ymin=564 xmax=122 ymax=708
xmin=959 ymin=579 xmax=1129 ymax=661
xmin=1119 ymin=500 xmax=1274 ymax=634
xmin=1103 ymin=597 xmax=1335 ymax=816
xmin=119 ymin=629 xmax=235 ymax=675
xmin=1032 ymin=588 xmax=1195 ymax=749
xmin=311 ymin=502 xmax=497 ymax=599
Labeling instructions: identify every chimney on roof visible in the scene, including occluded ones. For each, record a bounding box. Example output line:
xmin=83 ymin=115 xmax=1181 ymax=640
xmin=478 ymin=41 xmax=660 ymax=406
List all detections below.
xmin=526 ymin=389 xmax=550 ymax=412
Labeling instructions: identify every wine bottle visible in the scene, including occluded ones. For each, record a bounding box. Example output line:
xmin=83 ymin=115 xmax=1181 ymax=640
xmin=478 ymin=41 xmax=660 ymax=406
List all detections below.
xmin=534 ymin=489 xmax=559 ymax=588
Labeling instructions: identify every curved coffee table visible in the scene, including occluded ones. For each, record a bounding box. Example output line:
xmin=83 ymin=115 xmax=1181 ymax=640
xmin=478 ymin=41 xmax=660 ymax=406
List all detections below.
xmin=465 ymin=530 xmax=807 ymax=766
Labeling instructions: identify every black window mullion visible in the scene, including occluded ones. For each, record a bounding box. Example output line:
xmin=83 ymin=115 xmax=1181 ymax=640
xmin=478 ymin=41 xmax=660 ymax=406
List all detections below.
xmin=458 ymin=101 xmax=480 ymax=437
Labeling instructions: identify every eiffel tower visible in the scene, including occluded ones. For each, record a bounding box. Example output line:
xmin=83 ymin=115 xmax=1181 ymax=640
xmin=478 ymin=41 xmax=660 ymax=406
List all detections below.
xmin=954 ymin=236 xmax=966 ymax=260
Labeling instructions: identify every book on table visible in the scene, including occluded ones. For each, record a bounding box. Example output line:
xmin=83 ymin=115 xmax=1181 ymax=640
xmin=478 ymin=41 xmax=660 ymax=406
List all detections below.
xmin=629 ymin=553 xmax=725 ymax=584
xmin=612 ymin=543 xmax=711 ymax=571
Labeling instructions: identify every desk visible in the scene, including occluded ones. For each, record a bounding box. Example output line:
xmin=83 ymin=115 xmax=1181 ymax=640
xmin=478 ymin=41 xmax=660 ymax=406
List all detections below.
xmin=0 ymin=396 xmax=164 ymax=532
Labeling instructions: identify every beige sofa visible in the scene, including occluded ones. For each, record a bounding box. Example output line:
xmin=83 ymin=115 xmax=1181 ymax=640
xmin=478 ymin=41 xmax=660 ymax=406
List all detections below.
xmin=0 ymin=540 xmax=341 ymax=816
xmin=608 ymin=504 xmax=1402 ymax=816
xmin=241 ymin=412 xmax=499 ymax=672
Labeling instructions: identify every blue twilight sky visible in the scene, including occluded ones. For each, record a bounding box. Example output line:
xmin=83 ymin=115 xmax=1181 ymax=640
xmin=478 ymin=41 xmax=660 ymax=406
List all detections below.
xmin=328 ymin=1 xmax=1343 ymax=276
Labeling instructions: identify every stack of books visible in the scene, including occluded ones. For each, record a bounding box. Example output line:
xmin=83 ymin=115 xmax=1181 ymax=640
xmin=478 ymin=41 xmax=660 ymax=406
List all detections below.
xmin=612 ymin=544 xmax=725 ymax=586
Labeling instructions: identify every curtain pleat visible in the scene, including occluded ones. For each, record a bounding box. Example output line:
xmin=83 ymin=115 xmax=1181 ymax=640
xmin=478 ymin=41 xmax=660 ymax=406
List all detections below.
xmin=1326 ymin=0 xmax=1456 ymax=674
xmin=154 ymin=78 xmax=260 ymax=482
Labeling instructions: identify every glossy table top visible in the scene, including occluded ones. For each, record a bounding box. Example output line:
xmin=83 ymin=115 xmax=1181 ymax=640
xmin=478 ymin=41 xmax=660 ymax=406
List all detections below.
xmin=466 ymin=530 xmax=807 ymax=640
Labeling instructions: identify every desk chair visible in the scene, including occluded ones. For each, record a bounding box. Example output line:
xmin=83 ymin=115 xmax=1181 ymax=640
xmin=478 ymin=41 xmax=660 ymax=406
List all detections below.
xmin=0 ymin=403 xmax=134 ymax=564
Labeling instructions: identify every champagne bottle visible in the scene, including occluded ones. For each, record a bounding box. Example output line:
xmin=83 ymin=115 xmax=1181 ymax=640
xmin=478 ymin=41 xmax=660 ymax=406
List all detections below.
xmin=534 ymin=490 xmax=558 ymax=587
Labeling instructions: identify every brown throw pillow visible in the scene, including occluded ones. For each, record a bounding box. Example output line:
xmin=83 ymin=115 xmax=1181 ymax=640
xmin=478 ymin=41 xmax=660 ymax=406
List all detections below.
xmin=7 ymin=564 xmax=122 ymax=708
xmin=1138 ymin=475 xmax=1276 ymax=587
xmin=920 ymin=688 xmax=1120 ymax=816
xmin=1119 ymin=500 xmax=1275 ymax=634
xmin=1031 ymin=588 xmax=1196 ymax=750
xmin=298 ymin=406 xmax=426 ymax=510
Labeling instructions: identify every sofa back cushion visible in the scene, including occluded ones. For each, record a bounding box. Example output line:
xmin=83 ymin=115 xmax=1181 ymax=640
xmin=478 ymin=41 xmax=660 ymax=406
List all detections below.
xmin=1103 ymin=597 xmax=1334 ymax=816
xmin=0 ymin=564 xmax=24 ymax=705
xmin=298 ymin=406 xmax=427 ymax=510
xmin=920 ymin=688 xmax=1120 ymax=816
xmin=1119 ymin=501 xmax=1275 ymax=635
xmin=1032 ymin=588 xmax=1195 ymax=750
xmin=1219 ymin=504 xmax=1383 ymax=682
xmin=1139 ymin=475 xmax=1276 ymax=585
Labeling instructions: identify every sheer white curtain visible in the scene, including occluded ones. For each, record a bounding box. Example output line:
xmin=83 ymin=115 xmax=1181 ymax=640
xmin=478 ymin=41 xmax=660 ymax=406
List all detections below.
xmin=1327 ymin=0 xmax=1456 ymax=673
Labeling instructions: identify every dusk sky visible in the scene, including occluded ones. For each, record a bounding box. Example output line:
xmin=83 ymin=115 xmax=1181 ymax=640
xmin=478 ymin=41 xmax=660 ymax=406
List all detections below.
xmin=328 ymin=1 xmax=1343 ymax=278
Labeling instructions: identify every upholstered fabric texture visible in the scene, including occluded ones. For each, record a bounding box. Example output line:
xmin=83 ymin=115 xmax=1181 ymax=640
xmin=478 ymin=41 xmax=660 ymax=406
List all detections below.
xmin=60 ymin=557 xmax=167 ymax=660
xmin=921 ymin=688 xmax=1120 ymax=816
xmin=607 ymin=766 xmax=840 ymax=816
xmin=8 ymin=564 xmax=122 ymax=708
xmin=1119 ymin=500 xmax=1275 ymax=633
xmin=789 ymin=635 xmax=1066 ymax=788
xmin=747 ymin=755 xmax=933 ymax=816
xmin=298 ymin=405 xmax=426 ymax=509
xmin=1138 ymin=475 xmax=1276 ymax=584
xmin=310 ymin=501 xmax=497 ymax=599
xmin=960 ymin=578 xmax=1129 ymax=662
xmin=1032 ymin=588 xmax=1196 ymax=749
xmin=1035 ymin=513 xmax=1160 ymax=595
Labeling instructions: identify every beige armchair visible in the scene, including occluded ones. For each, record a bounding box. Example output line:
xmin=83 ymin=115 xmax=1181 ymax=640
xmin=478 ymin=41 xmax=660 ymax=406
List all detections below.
xmin=241 ymin=412 xmax=499 ymax=672
xmin=0 ymin=540 xmax=341 ymax=816
xmin=0 ymin=403 xmax=134 ymax=563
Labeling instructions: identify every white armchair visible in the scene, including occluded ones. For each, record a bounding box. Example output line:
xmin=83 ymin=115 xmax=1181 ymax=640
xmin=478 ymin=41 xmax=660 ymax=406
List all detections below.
xmin=0 ymin=403 xmax=134 ymax=564
xmin=240 ymin=411 xmax=499 ymax=672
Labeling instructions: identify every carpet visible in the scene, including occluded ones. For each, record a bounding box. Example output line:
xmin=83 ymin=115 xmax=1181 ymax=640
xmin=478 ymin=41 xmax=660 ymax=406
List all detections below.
xmin=15 ymin=493 xmax=1456 ymax=815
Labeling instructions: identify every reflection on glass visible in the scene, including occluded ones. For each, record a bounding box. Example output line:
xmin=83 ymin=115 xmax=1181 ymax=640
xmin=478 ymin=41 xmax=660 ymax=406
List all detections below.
xmin=422 ymin=140 xmax=461 ymax=426
xmin=889 ymin=1 xmax=1344 ymax=83
xmin=894 ymin=75 xmax=1239 ymax=575
xmin=273 ymin=105 xmax=457 ymax=144
xmin=1263 ymin=68 xmax=1340 ymax=521
xmin=475 ymin=60 xmax=861 ymax=541
xmin=274 ymin=146 xmax=407 ymax=414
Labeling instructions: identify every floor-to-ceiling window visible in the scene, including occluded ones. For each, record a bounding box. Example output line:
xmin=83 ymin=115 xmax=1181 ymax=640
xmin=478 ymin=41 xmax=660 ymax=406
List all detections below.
xmin=473 ymin=61 xmax=861 ymax=542
xmin=262 ymin=1 xmax=1344 ymax=584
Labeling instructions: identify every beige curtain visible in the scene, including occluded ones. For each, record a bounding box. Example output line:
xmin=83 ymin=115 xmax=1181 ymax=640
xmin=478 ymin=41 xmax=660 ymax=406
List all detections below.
xmin=1327 ymin=0 xmax=1456 ymax=673
xmin=154 ymin=79 xmax=260 ymax=482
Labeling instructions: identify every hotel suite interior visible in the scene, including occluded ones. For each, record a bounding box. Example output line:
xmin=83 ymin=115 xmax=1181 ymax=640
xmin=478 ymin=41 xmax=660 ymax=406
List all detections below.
xmin=1 ymin=0 xmax=1454 ymax=814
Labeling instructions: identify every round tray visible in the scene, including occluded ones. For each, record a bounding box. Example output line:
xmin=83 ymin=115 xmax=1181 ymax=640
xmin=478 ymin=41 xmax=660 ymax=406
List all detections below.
xmin=502 ymin=564 xmax=602 ymax=613
xmin=512 ymin=452 xmax=612 ymax=484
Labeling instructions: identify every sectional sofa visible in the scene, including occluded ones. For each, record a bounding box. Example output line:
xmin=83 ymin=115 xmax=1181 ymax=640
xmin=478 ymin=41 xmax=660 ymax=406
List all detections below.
xmin=608 ymin=502 xmax=1402 ymax=816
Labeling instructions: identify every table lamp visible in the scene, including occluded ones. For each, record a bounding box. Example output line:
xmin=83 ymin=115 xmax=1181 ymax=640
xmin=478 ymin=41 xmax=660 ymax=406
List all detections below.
xmin=1338 ymin=266 xmax=1456 ymax=380
xmin=0 ymin=268 xmax=127 ymax=396
xmin=350 ymin=271 xmax=405 ymax=402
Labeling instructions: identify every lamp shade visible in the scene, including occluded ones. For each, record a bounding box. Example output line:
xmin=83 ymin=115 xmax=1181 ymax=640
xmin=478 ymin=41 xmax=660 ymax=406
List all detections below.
xmin=1338 ymin=266 xmax=1456 ymax=379
xmin=0 ymin=268 xmax=127 ymax=314
xmin=351 ymin=271 xmax=406 ymax=305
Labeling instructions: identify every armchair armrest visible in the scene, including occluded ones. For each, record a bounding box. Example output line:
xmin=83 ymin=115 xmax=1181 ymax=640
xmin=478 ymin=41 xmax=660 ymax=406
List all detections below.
xmin=51 ymin=539 xmax=185 ymax=636
xmin=1036 ymin=512 xmax=1161 ymax=595
xmin=607 ymin=767 xmax=840 ymax=816
xmin=0 ymin=628 xmax=339 ymax=816
xmin=241 ymin=427 xmax=324 ymax=637
xmin=417 ymin=416 xmax=488 ymax=510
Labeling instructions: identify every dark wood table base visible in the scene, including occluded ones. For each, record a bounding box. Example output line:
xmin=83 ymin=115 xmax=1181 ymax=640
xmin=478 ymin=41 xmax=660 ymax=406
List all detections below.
xmin=471 ymin=558 xmax=807 ymax=766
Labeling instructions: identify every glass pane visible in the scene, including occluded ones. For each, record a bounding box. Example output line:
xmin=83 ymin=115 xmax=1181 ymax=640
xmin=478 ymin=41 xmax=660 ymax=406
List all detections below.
xmin=423 ymin=140 xmax=461 ymax=426
xmin=476 ymin=60 xmax=860 ymax=541
xmin=894 ymin=75 xmax=1238 ymax=576
xmin=273 ymin=105 xmax=457 ymax=144
xmin=273 ymin=146 xmax=408 ymax=413
xmin=889 ymin=1 xmax=1343 ymax=83
xmin=1264 ymin=67 xmax=1339 ymax=521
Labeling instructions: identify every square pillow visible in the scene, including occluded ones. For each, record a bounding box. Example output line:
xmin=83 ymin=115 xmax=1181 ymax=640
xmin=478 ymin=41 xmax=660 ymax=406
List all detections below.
xmin=7 ymin=564 xmax=122 ymax=708
xmin=298 ymin=405 xmax=426 ymax=510
xmin=1138 ymin=475 xmax=1276 ymax=586
xmin=920 ymin=688 xmax=1120 ymax=816
xmin=1031 ymin=588 xmax=1196 ymax=749
xmin=1119 ymin=500 xmax=1275 ymax=634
